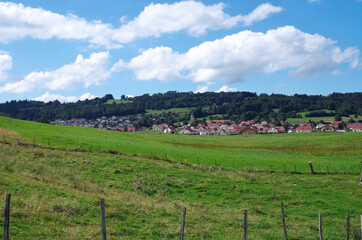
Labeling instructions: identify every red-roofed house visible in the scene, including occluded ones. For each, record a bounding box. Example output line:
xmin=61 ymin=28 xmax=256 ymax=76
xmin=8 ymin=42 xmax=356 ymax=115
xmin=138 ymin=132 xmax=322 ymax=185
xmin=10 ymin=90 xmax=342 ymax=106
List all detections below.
xmin=296 ymin=126 xmax=313 ymax=133
xmin=347 ymin=123 xmax=362 ymax=132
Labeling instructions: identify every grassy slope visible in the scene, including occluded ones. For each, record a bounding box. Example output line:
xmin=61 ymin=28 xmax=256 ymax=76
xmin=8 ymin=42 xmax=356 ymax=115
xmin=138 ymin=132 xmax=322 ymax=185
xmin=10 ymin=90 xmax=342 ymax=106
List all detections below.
xmin=0 ymin=129 xmax=361 ymax=239
xmin=105 ymin=99 xmax=133 ymax=104
xmin=287 ymin=109 xmax=362 ymax=123
xmin=0 ymin=116 xmax=361 ymax=173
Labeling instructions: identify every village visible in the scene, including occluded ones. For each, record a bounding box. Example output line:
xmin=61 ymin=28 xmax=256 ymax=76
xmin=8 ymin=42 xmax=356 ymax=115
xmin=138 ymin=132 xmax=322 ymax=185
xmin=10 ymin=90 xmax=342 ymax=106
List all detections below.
xmin=54 ymin=112 xmax=362 ymax=135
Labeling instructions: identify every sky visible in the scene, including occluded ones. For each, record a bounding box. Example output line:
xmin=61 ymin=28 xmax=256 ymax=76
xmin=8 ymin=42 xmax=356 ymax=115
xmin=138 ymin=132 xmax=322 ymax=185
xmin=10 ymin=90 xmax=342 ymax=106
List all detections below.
xmin=0 ymin=0 xmax=361 ymax=103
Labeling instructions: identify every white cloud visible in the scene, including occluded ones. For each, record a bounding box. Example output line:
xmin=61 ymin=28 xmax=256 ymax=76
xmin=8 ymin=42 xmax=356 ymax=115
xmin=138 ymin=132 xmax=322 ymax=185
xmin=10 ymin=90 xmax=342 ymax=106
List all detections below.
xmin=79 ymin=93 xmax=98 ymax=101
xmin=33 ymin=92 xmax=98 ymax=103
xmin=0 ymin=2 xmax=282 ymax=48
xmin=0 ymin=52 xmax=111 ymax=93
xmin=114 ymin=26 xmax=359 ymax=85
xmin=195 ymin=85 xmax=209 ymax=93
xmin=0 ymin=53 xmax=12 ymax=82
xmin=216 ymin=85 xmax=238 ymax=93
xmin=241 ymin=3 xmax=282 ymax=26
xmin=0 ymin=2 xmax=120 ymax=49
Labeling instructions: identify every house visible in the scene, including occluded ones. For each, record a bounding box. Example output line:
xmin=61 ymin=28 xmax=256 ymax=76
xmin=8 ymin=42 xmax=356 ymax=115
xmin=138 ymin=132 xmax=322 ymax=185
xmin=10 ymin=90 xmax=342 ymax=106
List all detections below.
xmin=240 ymin=128 xmax=258 ymax=135
xmin=164 ymin=126 xmax=177 ymax=134
xmin=275 ymin=127 xmax=286 ymax=133
xmin=179 ymin=127 xmax=197 ymax=135
xmin=320 ymin=125 xmax=334 ymax=132
xmin=296 ymin=126 xmax=313 ymax=133
xmin=198 ymin=129 xmax=209 ymax=135
xmin=267 ymin=127 xmax=279 ymax=134
xmin=347 ymin=123 xmax=362 ymax=132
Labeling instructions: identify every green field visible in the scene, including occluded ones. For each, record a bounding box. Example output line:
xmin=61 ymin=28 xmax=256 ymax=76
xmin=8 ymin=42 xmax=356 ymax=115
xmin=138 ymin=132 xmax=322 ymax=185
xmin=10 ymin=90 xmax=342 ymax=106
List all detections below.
xmin=287 ymin=109 xmax=362 ymax=123
xmin=146 ymin=107 xmax=191 ymax=115
xmin=106 ymin=99 xmax=134 ymax=104
xmin=0 ymin=116 xmax=361 ymax=239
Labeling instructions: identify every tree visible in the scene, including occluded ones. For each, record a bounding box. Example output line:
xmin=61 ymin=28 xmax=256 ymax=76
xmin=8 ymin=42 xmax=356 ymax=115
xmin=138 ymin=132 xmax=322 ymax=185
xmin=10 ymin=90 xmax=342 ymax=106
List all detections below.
xmin=334 ymin=114 xmax=342 ymax=121
xmin=36 ymin=117 xmax=50 ymax=124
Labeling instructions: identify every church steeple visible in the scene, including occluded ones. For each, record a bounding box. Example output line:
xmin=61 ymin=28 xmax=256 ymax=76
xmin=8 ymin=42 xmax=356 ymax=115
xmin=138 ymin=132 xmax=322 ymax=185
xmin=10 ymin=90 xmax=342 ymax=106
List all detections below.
xmin=190 ymin=112 xmax=195 ymax=125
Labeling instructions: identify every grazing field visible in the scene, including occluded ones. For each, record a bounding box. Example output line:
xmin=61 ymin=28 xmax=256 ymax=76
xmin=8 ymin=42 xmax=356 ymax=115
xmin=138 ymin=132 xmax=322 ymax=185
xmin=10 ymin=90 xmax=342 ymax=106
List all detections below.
xmin=0 ymin=127 xmax=361 ymax=239
xmin=0 ymin=116 xmax=361 ymax=174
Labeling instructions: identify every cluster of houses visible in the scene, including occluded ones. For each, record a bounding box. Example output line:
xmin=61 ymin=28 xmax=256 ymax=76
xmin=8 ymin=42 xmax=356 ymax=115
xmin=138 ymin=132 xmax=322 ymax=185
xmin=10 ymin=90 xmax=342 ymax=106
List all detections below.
xmin=153 ymin=120 xmax=362 ymax=135
xmin=54 ymin=115 xmax=146 ymax=132
xmin=53 ymin=114 xmax=362 ymax=135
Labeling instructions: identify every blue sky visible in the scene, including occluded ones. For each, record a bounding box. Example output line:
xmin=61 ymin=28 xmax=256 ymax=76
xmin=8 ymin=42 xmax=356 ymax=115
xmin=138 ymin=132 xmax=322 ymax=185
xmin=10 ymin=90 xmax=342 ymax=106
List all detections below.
xmin=0 ymin=0 xmax=361 ymax=102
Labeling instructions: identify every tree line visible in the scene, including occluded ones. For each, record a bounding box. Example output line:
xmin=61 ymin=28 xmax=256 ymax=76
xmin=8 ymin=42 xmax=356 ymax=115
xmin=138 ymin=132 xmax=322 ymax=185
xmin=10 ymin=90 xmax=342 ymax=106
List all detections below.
xmin=0 ymin=91 xmax=361 ymax=122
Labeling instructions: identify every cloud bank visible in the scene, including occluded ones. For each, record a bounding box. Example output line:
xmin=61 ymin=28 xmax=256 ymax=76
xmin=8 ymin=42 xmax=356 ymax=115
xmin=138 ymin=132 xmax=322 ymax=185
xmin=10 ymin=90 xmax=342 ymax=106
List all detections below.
xmin=113 ymin=26 xmax=359 ymax=84
xmin=0 ymin=1 xmax=282 ymax=48
xmin=33 ymin=92 xmax=98 ymax=103
xmin=0 ymin=52 xmax=111 ymax=93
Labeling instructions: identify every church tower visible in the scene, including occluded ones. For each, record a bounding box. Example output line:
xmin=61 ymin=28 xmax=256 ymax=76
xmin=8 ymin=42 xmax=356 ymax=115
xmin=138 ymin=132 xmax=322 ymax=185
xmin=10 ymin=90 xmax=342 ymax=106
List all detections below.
xmin=190 ymin=112 xmax=195 ymax=125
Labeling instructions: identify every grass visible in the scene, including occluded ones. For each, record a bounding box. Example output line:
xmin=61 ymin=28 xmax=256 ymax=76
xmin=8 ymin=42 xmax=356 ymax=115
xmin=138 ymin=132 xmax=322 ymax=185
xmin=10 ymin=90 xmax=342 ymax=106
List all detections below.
xmin=0 ymin=128 xmax=361 ymax=239
xmin=0 ymin=116 xmax=361 ymax=174
xmin=287 ymin=109 xmax=362 ymax=123
xmin=105 ymin=99 xmax=133 ymax=104
xmin=146 ymin=108 xmax=191 ymax=115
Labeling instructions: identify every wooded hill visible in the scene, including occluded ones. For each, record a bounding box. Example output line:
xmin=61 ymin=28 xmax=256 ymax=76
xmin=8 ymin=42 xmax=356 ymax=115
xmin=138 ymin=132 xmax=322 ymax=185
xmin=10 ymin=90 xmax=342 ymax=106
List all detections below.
xmin=0 ymin=91 xmax=361 ymax=122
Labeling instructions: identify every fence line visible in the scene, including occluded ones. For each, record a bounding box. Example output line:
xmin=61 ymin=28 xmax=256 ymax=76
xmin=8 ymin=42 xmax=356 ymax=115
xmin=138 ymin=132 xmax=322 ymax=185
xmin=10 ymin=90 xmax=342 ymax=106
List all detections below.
xmin=2 ymin=194 xmax=361 ymax=239
xmin=1 ymin=137 xmax=361 ymax=178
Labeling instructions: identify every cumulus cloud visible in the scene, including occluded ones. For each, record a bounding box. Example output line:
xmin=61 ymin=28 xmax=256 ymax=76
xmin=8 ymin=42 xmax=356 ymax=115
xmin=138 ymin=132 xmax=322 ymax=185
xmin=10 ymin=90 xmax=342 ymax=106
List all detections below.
xmin=0 ymin=52 xmax=111 ymax=93
xmin=114 ymin=26 xmax=359 ymax=84
xmin=0 ymin=53 xmax=12 ymax=82
xmin=241 ymin=3 xmax=282 ymax=26
xmin=33 ymin=92 xmax=98 ymax=103
xmin=195 ymin=85 xmax=209 ymax=93
xmin=0 ymin=1 xmax=282 ymax=48
xmin=216 ymin=85 xmax=238 ymax=92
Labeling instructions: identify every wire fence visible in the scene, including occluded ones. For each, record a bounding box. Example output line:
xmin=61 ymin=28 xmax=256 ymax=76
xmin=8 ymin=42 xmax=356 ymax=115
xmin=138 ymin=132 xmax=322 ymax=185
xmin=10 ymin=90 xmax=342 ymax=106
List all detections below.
xmin=1 ymin=136 xmax=362 ymax=177
xmin=1 ymin=194 xmax=362 ymax=239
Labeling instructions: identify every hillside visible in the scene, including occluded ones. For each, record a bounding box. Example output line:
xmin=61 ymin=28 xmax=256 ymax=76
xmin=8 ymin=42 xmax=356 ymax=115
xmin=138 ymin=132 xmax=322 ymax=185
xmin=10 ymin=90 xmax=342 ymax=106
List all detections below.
xmin=0 ymin=92 xmax=361 ymax=125
xmin=0 ymin=117 xmax=361 ymax=239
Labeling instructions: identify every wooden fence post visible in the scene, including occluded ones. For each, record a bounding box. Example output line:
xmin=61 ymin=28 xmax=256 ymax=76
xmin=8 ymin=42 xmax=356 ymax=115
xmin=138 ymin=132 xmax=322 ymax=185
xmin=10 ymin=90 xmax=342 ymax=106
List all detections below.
xmin=309 ymin=161 xmax=314 ymax=175
xmin=281 ymin=202 xmax=288 ymax=240
xmin=270 ymin=165 xmax=273 ymax=173
xmin=165 ymin=153 xmax=167 ymax=161
xmin=342 ymin=166 xmax=345 ymax=175
xmin=4 ymin=194 xmax=11 ymax=240
xmin=346 ymin=213 xmax=350 ymax=240
xmin=17 ymin=138 xmax=20 ymax=145
xmin=180 ymin=207 xmax=186 ymax=240
xmin=294 ymin=165 xmax=296 ymax=173
xmin=100 ymin=198 xmax=107 ymax=240
xmin=197 ymin=158 xmax=200 ymax=166
xmin=3 ymin=135 xmax=5 ymax=143
xmin=244 ymin=208 xmax=248 ymax=240
xmin=319 ymin=213 xmax=323 ymax=240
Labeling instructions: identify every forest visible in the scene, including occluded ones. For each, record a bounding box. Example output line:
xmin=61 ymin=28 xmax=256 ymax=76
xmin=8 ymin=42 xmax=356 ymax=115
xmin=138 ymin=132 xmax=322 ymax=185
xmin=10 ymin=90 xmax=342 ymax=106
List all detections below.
xmin=0 ymin=91 xmax=361 ymax=122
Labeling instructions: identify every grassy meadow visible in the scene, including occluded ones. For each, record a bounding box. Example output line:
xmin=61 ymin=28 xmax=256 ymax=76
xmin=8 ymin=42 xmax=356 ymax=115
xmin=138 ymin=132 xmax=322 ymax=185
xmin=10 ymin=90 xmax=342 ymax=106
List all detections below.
xmin=0 ymin=116 xmax=361 ymax=239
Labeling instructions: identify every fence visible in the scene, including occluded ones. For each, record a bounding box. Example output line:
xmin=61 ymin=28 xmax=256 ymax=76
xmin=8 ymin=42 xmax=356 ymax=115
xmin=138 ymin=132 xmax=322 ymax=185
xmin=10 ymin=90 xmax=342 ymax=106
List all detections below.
xmin=2 ymin=194 xmax=362 ymax=239
xmin=2 ymin=136 xmax=362 ymax=178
